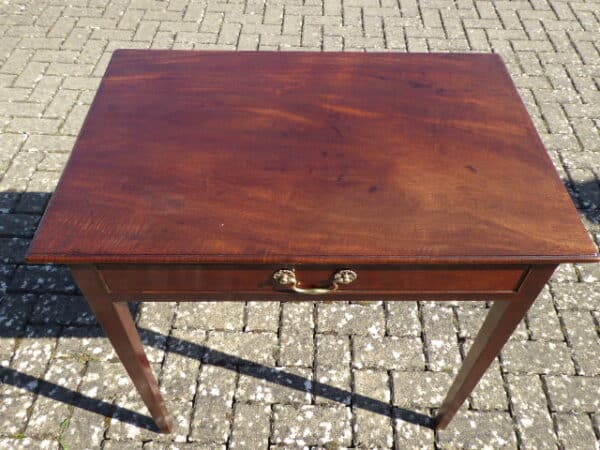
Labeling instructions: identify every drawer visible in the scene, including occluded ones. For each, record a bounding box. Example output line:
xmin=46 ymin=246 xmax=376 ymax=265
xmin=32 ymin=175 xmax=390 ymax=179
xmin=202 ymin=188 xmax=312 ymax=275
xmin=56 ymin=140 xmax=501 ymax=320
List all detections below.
xmin=97 ymin=264 xmax=529 ymax=295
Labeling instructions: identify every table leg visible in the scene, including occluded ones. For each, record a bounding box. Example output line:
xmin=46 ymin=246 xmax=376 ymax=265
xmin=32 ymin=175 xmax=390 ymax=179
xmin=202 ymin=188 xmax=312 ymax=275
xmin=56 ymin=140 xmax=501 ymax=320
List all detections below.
xmin=70 ymin=265 xmax=173 ymax=433
xmin=436 ymin=265 xmax=556 ymax=429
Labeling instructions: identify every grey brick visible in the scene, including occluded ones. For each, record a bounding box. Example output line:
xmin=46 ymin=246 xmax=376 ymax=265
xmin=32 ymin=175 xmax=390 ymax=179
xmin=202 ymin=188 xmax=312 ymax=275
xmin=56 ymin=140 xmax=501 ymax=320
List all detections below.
xmin=394 ymin=409 xmax=435 ymax=449
xmin=175 ymin=301 xmax=244 ymax=330
xmin=354 ymin=370 xmax=394 ymax=448
xmin=229 ymin=403 xmax=271 ymax=449
xmin=527 ymin=286 xmax=564 ymax=341
xmin=0 ymin=394 xmax=35 ymax=436
xmin=31 ymin=294 xmax=95 ymax=326
xmin=55 ymin=326 xmax=117 ymax=362
xmin=0 ymin=0 xmax=598 ymax=444
xmin=190 ymin=398 xmax=233 ymax=444
xmin=318 ymin=302 xmax=385 ymax=336
xmin=279 ymin=302 xmax=314 ymax=367
xmin=0 ymin=213 xmax=39 ymax=237
xmin=507 ymin=374 xmax=558 ymax=449
xmin=438 ymin=411 xmax=518 ymax=449
xmin=386 ymin=302 xmax=421 ymax=336
xmin=204 ymin=331 xmax=278 ymax=366
xmin=545 ymin=375 xmax=600 ymax=413
xmin=561 ymin=310 xmax=600 ymax=376
xmin=502 ymin=340 xmax=575 ymax=375
xmin=469 ymin=358 xmax=509 ymax=411
xmin=236 ymin=366 xmax=312 ymax=404
xmin=3 ymin=325 xmax=60 ymax=396
xmin=9 ymin=264 xmax=77 ymax=293
xmin=555 ymin=413 xmax=598 ymax=450
xmin=26 ymin=360 xmax=85 ymax=437
xmin=553 ymin=283 xmax=600 ymax=310
xmin=271 ymin=404 xmax=352 ymax=446
xmin=353 ymin=335 xmax=424 ymax=370
xmin=0 ymin=237 xmax=30 ymax=264
xmin=159 ymin=352 xmax=200 ymax=401
xmin=7 ymin=117 xmax=61 ymax=134
xmin=393 ymin=370 xmax=452 ymax=408
xmin=422 ymin=303 xmax=462 ymax=373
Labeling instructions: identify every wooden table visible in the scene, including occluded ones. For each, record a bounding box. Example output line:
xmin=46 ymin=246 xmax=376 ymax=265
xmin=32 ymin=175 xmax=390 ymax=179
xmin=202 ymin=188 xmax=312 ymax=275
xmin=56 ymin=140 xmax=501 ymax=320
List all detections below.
xmin=27 ymin=50 xmax=599 ymax=433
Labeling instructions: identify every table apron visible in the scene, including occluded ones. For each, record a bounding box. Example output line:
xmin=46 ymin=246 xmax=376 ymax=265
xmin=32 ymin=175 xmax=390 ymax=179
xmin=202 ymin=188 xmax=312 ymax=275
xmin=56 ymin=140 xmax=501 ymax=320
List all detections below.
xmin=84 ymin=263 xmax=535 ymax=303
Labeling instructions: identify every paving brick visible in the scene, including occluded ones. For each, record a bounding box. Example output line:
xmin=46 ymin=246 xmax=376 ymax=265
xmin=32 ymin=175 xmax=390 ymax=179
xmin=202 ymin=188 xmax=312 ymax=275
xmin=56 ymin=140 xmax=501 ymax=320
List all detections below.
xmin=0 ymin=393 xmax=35 ymax=436
xmin=316 ymin=333 xmax=350 ymax=368
xmin=8 ymin=117 xmax=62 ymax=135
xmin=236 ymin=366 xmax=312 ymax=404
xmin=393 ymin=370 xmax=452 ymax=409
xmin=245 ymin=301 xmax=279 ymax=332
xmin=318 ymin=302 xmax=385 ymax=336
xmin=14 ymin=192 xmax=50 ymax=214
xmin=315 ymin=364 xmax=352 ymax=405
xmin=502 ymin=340 xmax=575 ymax=375
xmin=561 ymin=310 xmax=600 ymax=376
xmin=3 ymin=325 xmax=60 ymax=396
xmin=9 ymin=264 xmax=77 ymax=293
xmin=159 ymin=352 xmax=200 ymax=401
xmin=0 ymin=0 xmax=599 ymax=445
xmin=422 ymin=303 xmax=462 ymax=373
xmin=469 ymin=358 xmax=509 ymax=411
xmin=204 ymin=331 xmax=278 ymax=366
xmin=0 ymin=133 xmax=25 ymax=173
xmin=527 ymin=286 xmax=564 ymax=341
xmin=279 ymin=302 xmax=314 ymax=367
xmin=0 ymin=438 xmax=56 ymax=449
xmin=354 ymin=335 xmax=424 ymax=370
xmin=0 ymin=237 xmax=31 ymax=264
xmin=31 ymin=294 xmax=95 ymax=326
xmin=0 ymin=213 xmax=39 ymax=237
xmin=507 ymin=374 xmax=558 ymax=449
xmin=545 ymin=375 xmax=600 ymax=413
xmin=175 ymin=301 xmax=244 ymax=330
xmin=0 ymin=264 xmax=16 ymax=293
xmin=13 ymin=61 xmax=47 ymax=88
xmin=576 ymin=263 xmax=600 ymax=283
xmin=271 ymin=404 xmax=352 ymax=446
xmin=190 ymin=398 xmax=233 ymax=444
xmin=438 ymin=411 xmax=518 ymax=449
xmin=555 ymin=413 xmax=598 ymax=450
xmin=394 ymin=408 xmax=435 ymax=449
xmin=354 ymin=369 xmax=394 ymax=448
xmin=229 ymin=403 xmax=271 ymax=449
xmin=553 ymin=283 xmax=600 ymax=310
xmin=26 ymin=360 xmax=85 ymax=437
xmin=79 ymin=361 xmax=134 ymax=400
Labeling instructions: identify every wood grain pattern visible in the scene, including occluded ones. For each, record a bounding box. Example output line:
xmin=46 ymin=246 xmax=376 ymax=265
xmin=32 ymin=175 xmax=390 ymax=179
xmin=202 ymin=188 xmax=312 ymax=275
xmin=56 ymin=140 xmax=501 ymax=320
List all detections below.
xmin=97 ymin=263 xmax=528 ymax=294
xmin=27 ymin=50 xmax=598 ymax=265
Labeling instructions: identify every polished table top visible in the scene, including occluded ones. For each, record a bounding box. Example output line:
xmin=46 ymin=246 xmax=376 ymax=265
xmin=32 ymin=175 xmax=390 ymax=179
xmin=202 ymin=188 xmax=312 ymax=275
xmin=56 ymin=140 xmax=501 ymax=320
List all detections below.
xmin=27 ymin=50 xmax=597 ymax=266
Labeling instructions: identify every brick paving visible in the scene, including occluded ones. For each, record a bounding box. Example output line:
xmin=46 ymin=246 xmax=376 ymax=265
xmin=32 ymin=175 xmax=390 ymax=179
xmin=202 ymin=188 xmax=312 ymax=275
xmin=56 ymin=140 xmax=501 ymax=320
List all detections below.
xmin=0 ymin=0 xmax=599 ymax=448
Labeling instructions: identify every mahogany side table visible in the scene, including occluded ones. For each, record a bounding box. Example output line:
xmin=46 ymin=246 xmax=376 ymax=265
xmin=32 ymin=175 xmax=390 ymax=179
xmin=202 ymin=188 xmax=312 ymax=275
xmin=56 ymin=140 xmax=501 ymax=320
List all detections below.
xmin=27 ymin=50 xmax=599 ymax=433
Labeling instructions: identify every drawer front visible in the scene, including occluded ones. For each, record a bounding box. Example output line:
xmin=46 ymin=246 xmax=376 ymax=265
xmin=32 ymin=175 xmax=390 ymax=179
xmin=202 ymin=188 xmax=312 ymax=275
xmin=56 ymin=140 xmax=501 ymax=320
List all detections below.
xmin=97 ymin=264 xmax=529 ymax=295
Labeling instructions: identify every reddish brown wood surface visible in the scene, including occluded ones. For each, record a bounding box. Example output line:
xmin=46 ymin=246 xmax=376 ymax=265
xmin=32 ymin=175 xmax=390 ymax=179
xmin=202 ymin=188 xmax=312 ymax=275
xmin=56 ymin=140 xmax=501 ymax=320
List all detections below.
xmin=27 ymin=50 xmax=598 ymax=265
xmin=97 ymin=263 xmax=528 ymax=294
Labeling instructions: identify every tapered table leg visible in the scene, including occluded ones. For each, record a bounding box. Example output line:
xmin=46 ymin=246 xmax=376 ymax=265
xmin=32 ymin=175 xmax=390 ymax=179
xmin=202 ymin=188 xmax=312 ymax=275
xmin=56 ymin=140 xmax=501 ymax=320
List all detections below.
xmin=70 ymin=265 xmax=173 ymax=433
xmin=436 ymin=265 xmax=556 ymax=429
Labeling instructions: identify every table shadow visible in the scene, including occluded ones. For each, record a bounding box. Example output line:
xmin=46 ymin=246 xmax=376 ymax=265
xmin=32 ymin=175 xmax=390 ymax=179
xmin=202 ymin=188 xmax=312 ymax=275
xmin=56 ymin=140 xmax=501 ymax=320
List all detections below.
xmin=2 ymin=182 xmax=599 ymax=433
xmin=0 ymin=320 xmax=435 ymax=432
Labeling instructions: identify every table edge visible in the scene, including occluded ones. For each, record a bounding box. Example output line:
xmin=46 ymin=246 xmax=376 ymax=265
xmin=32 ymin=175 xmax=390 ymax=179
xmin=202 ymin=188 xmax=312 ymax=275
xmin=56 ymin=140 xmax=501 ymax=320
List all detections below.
xmin=25 ymin=252 xmax=600 ymax=265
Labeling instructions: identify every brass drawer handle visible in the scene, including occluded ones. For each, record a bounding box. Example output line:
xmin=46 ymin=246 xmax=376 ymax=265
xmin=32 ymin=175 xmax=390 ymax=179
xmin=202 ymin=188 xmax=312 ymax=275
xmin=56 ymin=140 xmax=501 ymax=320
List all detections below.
xmin=272 ymin=269 xmax=357 ymax=295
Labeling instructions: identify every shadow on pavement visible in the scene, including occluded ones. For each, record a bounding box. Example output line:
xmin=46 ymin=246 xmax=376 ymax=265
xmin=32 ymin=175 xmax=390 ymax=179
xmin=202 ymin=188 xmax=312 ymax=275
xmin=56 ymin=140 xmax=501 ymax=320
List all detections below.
xmin=2 ymin=180 xmax=599 ymax=432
